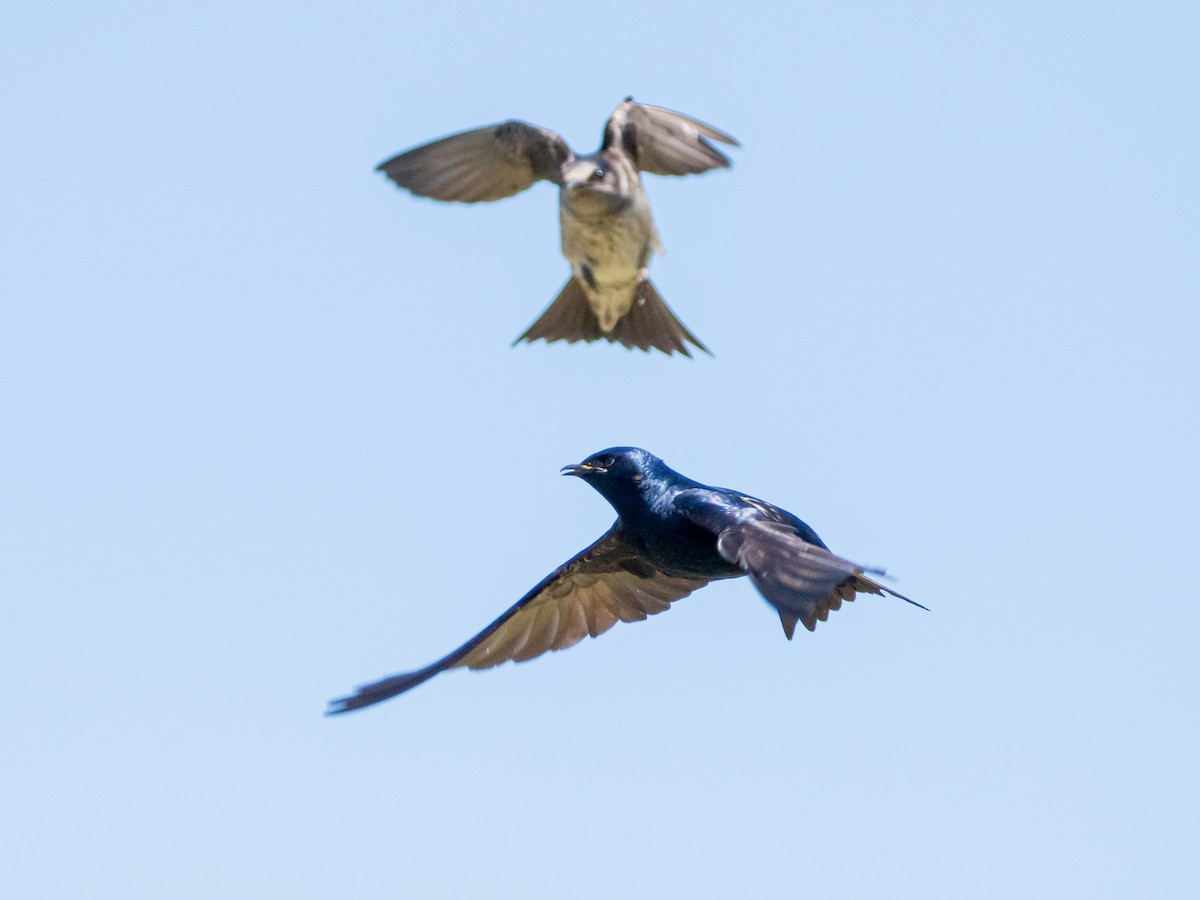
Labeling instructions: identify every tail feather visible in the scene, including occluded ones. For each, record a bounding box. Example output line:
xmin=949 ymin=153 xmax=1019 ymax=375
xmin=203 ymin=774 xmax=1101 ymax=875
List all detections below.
xmin=514 ymin=277 xmax=710 ymax=357
xmin=513 ymin=277 xmax=602 ymax=347
xmin=778 ymin=611 xmax=799 ymax=640
xmin=609 ymin=279 xmax=710 ymax=357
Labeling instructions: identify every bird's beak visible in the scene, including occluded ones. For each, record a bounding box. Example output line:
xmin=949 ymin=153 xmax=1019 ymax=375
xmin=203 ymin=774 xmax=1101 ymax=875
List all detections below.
xmin=561 ymin=462 xmax=602 ymax=477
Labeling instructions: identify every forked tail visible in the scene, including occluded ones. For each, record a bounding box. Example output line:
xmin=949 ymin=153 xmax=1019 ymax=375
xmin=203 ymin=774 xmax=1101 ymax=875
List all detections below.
xmin=514 ymin=277 xmax=710 ymax=357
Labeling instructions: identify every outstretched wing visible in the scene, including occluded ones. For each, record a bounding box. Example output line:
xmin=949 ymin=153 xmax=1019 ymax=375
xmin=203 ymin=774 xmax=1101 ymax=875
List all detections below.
xmin=376 ymin=120 xmax=572 ymax=203
xmin=677 ymin=491 xmax=923 ymax=638
xmin=604 ymin=98 xmax=739 ymax=176
xmin=326 ymin=526 xmax=709 ymax=713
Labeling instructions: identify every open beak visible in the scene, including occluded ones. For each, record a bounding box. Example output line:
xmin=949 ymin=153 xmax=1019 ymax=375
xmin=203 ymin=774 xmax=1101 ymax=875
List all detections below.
xmin=561 ymin=462 xmax=603 ymax=477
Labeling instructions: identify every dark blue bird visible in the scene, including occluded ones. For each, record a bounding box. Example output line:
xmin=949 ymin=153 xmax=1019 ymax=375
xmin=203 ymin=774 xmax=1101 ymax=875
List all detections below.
xmin=327 ymin=447 xmax=924 ymax=714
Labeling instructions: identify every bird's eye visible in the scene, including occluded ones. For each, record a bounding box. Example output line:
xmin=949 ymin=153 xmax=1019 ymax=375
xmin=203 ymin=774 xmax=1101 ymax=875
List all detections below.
xmin=589 ymin=167 xmax=606 ymax=182
xmin=598 ymin=455 xmax=617 ymax=468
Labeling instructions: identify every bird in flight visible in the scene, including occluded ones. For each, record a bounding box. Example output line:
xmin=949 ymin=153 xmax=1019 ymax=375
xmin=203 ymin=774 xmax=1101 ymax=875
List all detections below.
xmin=376 ymin=98 xmax=738 ymax=357
xmin=327 ymin=448 xmax=924 ymax=714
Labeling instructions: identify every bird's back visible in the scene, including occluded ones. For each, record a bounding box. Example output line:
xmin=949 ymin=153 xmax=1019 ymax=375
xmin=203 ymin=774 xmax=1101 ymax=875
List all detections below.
xmin=604 ymin=473 xmax=742 ymax=580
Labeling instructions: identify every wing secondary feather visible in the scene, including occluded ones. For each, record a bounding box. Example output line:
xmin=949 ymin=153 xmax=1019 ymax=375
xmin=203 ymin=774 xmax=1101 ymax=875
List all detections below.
xmin=377 ymin=121 xmax=572 ymax=203
xmin=605 ymin=99 xmax=739 ymax=177
xmin=326 ymin=526 xmax=708 ymax=713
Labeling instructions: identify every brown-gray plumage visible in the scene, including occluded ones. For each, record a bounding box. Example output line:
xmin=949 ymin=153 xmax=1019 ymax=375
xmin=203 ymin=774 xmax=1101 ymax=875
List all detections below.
xmin=376 ymin=98 xmax=738 ymax=357
xmin=327 ymin=448 xmax=923 ymax=714
xmin=327 ymin=526 xmax=709 ymax=713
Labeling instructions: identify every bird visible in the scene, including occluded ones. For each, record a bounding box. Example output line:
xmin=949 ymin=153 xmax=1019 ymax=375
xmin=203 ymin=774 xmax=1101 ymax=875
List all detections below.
xmin=375 ymin=98 xmax=739 ymax=357
xmin=327 ymin=447 xmax=924 ymax=714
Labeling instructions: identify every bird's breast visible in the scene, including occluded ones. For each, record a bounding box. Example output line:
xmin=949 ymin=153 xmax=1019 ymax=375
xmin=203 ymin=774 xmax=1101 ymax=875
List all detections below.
xmin=559 ymin=178 xmax=655 ymax=249
xmin=627 ymin=513 xmax=742 ymax=581
xmin=559 ymin=199 xmax=658 ymax=332
xmin=563 ymin=225 xmax=648 ymax=281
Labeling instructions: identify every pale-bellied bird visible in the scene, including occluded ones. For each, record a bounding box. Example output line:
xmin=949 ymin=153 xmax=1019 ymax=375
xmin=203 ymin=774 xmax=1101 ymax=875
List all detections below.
xmin=376 ymin=99 xmax=738 ymax=357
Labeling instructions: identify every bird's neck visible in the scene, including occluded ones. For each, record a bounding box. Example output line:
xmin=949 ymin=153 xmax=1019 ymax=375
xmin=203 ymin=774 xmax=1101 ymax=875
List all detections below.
xmin=603 ymin=465 xmax=698 ymax=524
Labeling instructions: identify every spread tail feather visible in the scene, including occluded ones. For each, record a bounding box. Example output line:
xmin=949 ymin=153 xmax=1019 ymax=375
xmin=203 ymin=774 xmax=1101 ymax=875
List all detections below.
xmin=778 ymin=611 xmax=799 ymax=640
xmin=513 ymin=277 xmax=602 ymax=346
xmin=611 ymin=279 xmax=710 ymax=357
xmin=514 ymin=277 xmax=710 ymax=357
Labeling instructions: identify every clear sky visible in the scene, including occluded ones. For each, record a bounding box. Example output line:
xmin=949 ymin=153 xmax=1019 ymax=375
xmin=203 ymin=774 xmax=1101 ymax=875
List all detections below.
xmin=3 ymin=2 xmax=1197 ymax=897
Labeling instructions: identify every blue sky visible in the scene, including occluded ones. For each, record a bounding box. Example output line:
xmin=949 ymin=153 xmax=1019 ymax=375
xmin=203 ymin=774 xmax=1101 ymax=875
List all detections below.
xmin=3 ymin=2 xmax=1197 ymax=897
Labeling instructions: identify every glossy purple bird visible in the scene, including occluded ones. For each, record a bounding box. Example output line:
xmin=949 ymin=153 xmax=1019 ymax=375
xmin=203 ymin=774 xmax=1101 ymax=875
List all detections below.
xmin=328 ymin=448 xmax=924 ymax=713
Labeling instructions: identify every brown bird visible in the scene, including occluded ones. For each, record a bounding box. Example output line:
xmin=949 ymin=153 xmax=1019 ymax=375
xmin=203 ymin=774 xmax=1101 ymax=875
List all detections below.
xmin=376 ymin=98 xmax=739 ymax=357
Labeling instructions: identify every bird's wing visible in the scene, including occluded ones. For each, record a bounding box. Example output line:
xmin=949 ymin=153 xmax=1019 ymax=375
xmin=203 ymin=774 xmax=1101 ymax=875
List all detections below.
xmin=677 ymin=492 xmax=922 ymax=637
xmin=326 ymin=526 xmax=708 ymax=713
xmin=604 ymin=98 xmax=739 ymax=176
xmin=376 ymin=120 xmax=572 ymax=203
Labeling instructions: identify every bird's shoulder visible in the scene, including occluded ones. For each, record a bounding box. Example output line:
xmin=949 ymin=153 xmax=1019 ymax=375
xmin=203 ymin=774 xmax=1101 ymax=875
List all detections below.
xmin=493 ymin=120 xmax=574 ymax=180
xmin=673 ymin=486 xmax=783 ymax=521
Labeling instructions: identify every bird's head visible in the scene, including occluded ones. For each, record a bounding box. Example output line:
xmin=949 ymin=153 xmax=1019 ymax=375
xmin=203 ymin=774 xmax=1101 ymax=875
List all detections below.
xmin=561 ymin=155 xmax=631 ymax=217
xmin=561 ymin=447 xmax=667 ymax=512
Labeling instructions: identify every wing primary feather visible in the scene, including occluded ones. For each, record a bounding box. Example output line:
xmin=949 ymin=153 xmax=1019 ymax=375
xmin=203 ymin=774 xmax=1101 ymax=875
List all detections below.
xmin=376 ymin=121 xmax=569 ymax=203
xmin=326 ymin=527 xmax=708 ymax=713
xmin=606 ymin=99 xmax=738 ymax=177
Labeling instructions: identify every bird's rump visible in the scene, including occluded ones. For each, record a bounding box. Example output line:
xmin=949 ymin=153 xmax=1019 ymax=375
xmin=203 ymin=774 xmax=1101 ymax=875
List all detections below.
xmin=376 ymin=121 xmax=571 ymax=203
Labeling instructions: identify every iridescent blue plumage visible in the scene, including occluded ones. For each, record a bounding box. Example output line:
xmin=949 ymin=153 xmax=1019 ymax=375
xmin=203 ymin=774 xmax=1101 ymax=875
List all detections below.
xmin=327 ymin=448 xmax=923 ymax=714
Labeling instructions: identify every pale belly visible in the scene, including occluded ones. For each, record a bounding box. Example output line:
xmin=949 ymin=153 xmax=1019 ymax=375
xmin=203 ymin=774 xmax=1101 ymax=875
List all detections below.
xmin=559 ymin=203 xmax=657 ymax=333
